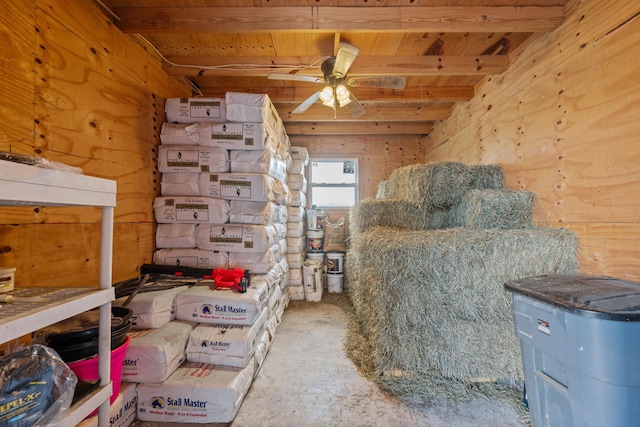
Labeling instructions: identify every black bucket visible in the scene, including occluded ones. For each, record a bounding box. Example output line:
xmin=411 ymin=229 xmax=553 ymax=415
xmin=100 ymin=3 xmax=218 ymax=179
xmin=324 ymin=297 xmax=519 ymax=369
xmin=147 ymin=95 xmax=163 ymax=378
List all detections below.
xmin=41 ymin=307 xmax=132 ymax=363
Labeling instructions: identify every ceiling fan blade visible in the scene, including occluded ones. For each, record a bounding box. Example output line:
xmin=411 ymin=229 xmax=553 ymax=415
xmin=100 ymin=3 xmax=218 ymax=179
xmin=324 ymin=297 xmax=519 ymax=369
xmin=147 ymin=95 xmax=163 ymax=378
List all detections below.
xmin=292 ymin=91 xmax=321 ymax=114
xmin=267 ymin=73 xmax=324 ymax=84
xmin=347 ymin=76 xmax=407 ymax=90
xmin=346 ymin=93 xmax=366 ymax=117
xmin=332 ymin=42 xmax=360 ymax=78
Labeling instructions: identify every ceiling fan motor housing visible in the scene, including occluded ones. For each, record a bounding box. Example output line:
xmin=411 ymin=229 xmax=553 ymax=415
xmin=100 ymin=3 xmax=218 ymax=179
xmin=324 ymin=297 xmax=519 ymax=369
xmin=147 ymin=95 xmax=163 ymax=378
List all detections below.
xmin=321 ymin=57 xmax=345 ymax=85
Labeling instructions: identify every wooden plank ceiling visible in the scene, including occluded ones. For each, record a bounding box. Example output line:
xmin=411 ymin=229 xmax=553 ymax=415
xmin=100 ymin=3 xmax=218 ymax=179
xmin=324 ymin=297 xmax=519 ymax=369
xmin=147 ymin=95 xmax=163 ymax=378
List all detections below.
xmin=101 ymin=0 xmax=569 ymax=137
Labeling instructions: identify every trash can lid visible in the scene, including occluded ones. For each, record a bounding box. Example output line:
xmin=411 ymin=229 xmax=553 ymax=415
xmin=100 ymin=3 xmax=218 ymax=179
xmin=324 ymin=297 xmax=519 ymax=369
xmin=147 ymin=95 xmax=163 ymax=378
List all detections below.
xmin=504 ymin=275 xmax=640 ymax=321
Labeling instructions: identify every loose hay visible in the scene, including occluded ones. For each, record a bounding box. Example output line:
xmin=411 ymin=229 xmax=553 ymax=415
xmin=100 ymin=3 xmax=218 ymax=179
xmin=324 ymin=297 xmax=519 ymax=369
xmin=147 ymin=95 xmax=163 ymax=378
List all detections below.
xmin=450 ymin=189 xmax=535 ymax=229
xmin=345 ymin=226 xmax=578 ymax=404
xmin=384 ymin=162 xmax=473 ymax=208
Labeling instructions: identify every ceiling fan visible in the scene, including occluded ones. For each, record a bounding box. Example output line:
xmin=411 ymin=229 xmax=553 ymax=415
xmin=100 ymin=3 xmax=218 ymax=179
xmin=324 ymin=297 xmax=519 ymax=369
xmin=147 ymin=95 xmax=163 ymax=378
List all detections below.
xmin=267 ymin=42 xmax=406 ymax=117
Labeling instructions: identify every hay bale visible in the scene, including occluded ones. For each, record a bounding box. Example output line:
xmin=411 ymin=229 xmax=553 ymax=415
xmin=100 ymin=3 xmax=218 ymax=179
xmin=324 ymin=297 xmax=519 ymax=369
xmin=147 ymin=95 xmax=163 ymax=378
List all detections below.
xmin=376 ymin=180 xmax=389 ymax=198
xmin=384 ymin=162 xmax=473 ymax=208
xmin=450 ymin=189 xmax=534 ymax=229
xmin=348 ymin=198 xmax=452 ymax=234
xmin=470 ymin=164 xmax=504 ymax=189
xmin=345 ymin=226 xmax=578 ymax=400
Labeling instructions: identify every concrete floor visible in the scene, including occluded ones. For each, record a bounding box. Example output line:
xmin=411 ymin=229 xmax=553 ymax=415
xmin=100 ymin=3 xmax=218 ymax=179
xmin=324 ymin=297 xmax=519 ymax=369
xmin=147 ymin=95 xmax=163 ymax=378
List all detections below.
xmin=136 ymin=295 xmax=529 ymax=427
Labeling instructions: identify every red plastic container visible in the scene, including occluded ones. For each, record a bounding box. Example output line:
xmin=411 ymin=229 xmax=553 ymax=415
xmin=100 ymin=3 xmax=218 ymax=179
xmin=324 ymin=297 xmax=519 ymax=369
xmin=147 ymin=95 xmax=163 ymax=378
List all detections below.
xmin=67 ymin=335 xmax=130 ymax=414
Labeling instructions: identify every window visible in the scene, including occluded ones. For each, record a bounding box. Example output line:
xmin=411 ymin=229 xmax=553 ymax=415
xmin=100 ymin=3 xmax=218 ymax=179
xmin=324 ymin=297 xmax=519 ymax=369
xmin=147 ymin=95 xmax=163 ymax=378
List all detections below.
xmin=309 ymin=159 xmax=358 ymax=208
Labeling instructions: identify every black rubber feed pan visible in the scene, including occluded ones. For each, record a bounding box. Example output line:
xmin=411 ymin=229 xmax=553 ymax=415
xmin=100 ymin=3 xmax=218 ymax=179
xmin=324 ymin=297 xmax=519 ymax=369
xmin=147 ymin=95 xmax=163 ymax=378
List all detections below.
xmin=50 ymin=320 xmax=132 ymax=363
xmin=43 ymin=306 xmax=132 ymax=347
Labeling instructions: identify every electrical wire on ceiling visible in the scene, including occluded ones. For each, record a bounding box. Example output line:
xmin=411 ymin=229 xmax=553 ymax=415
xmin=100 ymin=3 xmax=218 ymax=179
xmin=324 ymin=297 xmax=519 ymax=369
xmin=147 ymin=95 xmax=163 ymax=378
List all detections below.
xmin=134 ymin=33 xmax=328 ymax=72
xmin=93 ymin=1 xmax=328 ymax=73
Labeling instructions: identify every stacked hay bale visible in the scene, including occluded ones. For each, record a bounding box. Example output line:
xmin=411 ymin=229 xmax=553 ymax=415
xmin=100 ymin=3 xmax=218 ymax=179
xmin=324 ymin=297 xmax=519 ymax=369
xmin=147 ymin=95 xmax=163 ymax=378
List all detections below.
xmin=346 ymin=161 xmax=578 ymax=408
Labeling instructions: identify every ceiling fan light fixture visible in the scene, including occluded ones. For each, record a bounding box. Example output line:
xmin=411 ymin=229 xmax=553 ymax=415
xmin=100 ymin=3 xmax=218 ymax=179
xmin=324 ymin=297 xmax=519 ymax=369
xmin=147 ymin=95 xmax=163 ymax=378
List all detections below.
xmin=335 ymin=84 xmax=352 ymax=107
xmin=319 ymin=86 xmax=335 ymax=107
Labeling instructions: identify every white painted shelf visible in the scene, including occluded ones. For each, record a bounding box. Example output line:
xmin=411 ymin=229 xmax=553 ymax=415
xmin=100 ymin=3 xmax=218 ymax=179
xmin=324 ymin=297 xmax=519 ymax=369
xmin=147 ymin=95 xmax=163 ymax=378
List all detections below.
xmin=0 ymin=159 xmax=117 ymax=426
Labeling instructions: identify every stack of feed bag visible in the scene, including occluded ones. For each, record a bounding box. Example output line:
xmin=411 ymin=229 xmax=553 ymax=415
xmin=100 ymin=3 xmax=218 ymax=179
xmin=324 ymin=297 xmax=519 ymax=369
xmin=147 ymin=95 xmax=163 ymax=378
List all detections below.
xmin=156 ymin=97 xmax=230 ymax=271
xmin=286 ymin=146 xmax=309 ymax=301
xmin=133 ymin=93 xmax=292 ymax=424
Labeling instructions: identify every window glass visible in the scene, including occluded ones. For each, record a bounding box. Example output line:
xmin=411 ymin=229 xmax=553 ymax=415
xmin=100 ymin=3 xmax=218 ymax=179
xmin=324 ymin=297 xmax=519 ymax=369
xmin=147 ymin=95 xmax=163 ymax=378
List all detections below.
xmin=309 ymin=159 xmax=358 ymax=208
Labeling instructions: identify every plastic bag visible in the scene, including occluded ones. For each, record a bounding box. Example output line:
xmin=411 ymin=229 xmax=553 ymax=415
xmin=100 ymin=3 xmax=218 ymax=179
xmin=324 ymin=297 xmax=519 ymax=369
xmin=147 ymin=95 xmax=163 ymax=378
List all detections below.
xmin=0 ymin=151 xmax=83 ymax=175
xmin=0 ymin=345 xmax=77 ymax=427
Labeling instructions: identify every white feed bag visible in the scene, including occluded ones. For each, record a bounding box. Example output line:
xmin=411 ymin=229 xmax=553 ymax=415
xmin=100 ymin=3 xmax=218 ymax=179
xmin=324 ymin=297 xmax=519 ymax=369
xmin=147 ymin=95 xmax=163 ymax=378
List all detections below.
xmin=229 ymin=150 xmax=288 ymax=183
xmin=153 ymin=196 xmax=229 ymax=224
xmin=253 ymin=329 xmax=272 ymax=377
xmin=277 ymin=238 xmax=288 ymax=261
xmin=158 ymin=145 xmax=229 ymax=173
xmin=121 ymin=320 xmax=195 ymax=384
xmin=303 ymin=260 xmax=323 ymax=302
xmin=122 ymin=286 xmax=191 ymax=330
xmin=225 ymin=91 xmax=281 ymax=131
xmin=175 ymin=278 xmax=269 ymax=326
xmin=278 ymin=204 xmax=289 ymax=222
xmin=286 ymin=251 xmax=305 ymax=269
xmin=288 ymin=268 xmax=303 ymax=287
xmin=78 ymin=382 xmax=137 ymax=427
xmin=287 ymin=206 xmax=305 ymax=223
xmin=198 ymin=121 xmax=280 ymax=151
xmin=229 ymin=200 xmax=285 ymax=225
xmin=290 ymin=146 xmax=310 ymax=165
xmin=249 ymin=267 xmax=282 ymax=297
xmin=286 ymin=221 xmax=306 ymax=238
xmin=165 ymin=97 xmax=226 ymax=123
xmin=186 ymin=308 xmax=268 ymax=368
xmin=289 ymin=190 xmax=307 ymax=208
xmin=288 ymin=174 xmax=307 ymax=192
xmin=160 ymin=172 xmax=200 ymax=197
xmin=228 ymin=244 xmax=280 ymax=275
xmin=196 ymin=223 xmax=278 ymax=253
xmin=289 ymin=283 xmax=305 ymax=301
xmin=160 ymin=122 xmax=200 ymax=145
xmin=286 ymin=236 xmax=306 ymax=254
xmin=136 ymin=361 xmax=254 ymax=424
xmin=199 ymin=172 xmax=289 ymax=205
xmin=267 ymin=285 xmax=283 ymax=318
xmin=289 ymin=159 xmax=307 ymax=175
xmin=155 ymin=223 xmax=197 ymax=249
xmin=273 ymin=222 xmax=286 ymax=241
xmin=153 ymin=248 xmax=228 ymax=270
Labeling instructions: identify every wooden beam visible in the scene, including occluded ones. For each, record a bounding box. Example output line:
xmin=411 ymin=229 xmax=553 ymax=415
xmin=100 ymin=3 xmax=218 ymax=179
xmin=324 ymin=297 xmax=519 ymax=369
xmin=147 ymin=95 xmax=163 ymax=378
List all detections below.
xmin=275 ymin=103 xmax=450 ymax=122
xmin=115 ymin=6 xmax=564 ymax=33
xmin=196 ymin=86 xmax=474 ymax=102
xmin=283 ymin=121 xmax=433 ymax=136
xmin=164 ymin=55 xmax=509 ymax=76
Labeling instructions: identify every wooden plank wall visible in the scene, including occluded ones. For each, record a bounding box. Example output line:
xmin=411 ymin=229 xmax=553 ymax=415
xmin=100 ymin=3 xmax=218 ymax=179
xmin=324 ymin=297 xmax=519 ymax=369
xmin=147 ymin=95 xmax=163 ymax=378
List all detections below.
xmin=0 ymin=0 xmax=189 ymax=286
xmin=288 ymin=134 xmax=425 ymax=222
xmin=424 ymin=0 xmax=640 ymax=280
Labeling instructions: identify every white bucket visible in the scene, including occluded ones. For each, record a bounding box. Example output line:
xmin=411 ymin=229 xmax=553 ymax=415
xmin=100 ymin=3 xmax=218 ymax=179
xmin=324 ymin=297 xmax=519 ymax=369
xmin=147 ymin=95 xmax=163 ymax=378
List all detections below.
xmin=326 ymin=252 xmax=345 ymax=274
xmin=302 ymin=260 xmax=323 ymax=302
xmin=0 ymin=268 xmax=15 ymax=293
xmin=307 ymin=230 xmax=324 ymax=253
xmin=306 ymin=209 xmax=324 ymax=231
xmin=327 ymin=273 xmax=344 ymax=293
xmin=306 ymin=252 xmax=325 ymax=264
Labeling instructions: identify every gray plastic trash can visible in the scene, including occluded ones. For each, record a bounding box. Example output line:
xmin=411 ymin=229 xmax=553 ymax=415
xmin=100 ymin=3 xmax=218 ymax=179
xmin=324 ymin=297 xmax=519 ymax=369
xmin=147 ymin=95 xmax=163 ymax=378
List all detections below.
xmin=505 ymin=275 xmax=640 ymax=427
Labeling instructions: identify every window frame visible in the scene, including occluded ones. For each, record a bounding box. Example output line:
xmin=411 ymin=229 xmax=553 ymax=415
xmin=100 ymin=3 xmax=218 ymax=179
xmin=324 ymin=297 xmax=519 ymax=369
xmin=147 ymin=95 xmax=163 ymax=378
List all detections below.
xmin=308 ymin=157 xmax=359 ymax=209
